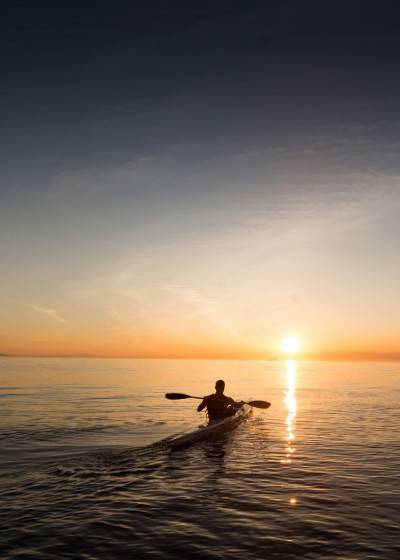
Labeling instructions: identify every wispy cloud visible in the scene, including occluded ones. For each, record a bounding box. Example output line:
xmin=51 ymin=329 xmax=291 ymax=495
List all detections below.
xmin=24 ymin=303 xmax=66 ymax=323
xmin=47 ymin=156 xmax=163 ymax=201
xmin=162 ymin=283 xmax=239 ymax=338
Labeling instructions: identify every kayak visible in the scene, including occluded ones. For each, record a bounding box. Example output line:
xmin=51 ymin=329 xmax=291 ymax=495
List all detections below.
xmin=168 ymin=403 xmax=251 ymax=449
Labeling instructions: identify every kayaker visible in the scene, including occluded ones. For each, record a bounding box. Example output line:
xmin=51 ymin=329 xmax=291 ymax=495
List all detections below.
xmin=197 ymin=380 xmax=240 ymax=420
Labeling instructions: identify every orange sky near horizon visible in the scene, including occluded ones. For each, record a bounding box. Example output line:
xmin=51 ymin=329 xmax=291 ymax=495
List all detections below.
xmin=2 ymin=200 xmax=400 ymax=362
xmin=2 ymin=320 xmax=400 ymax=361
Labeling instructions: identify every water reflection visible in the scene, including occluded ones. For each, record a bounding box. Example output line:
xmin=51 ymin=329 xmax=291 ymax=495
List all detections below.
xmin=282 ymin=359 xmax=297 ymax=465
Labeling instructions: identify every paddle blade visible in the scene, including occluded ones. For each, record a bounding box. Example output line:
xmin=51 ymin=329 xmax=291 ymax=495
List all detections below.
xmin=247 ymin=400 xmax=271 ymax=409
xmin=165 ymin=393 xmax=191 ymax=400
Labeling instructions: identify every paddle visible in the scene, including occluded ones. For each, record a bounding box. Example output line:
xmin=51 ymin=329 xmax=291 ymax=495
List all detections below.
xmin=165 ymin=393 xmax=271 ymax=409
xmin=246 ymin=400 xmax=271 ymax=409
xmin=165 ymin=392 xmax=203 ymax=400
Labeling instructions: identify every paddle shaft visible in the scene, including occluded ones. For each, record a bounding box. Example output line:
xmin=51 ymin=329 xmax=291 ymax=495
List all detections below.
xmin=165 ymin=393 xmax=271 ymax=409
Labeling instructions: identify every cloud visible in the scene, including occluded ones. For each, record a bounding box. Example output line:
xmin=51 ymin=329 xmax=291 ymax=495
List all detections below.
xmin=162 ymin=283 xmax=239 ymax=338
xmin=24 ymin=303 xmax=66 ymax=323
xmin=47 ymin=155 xmax=168 ymax=202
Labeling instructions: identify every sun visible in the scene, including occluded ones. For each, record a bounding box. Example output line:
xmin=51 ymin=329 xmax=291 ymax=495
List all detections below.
xmin=280 ymin=335 xmax=301 ymax=353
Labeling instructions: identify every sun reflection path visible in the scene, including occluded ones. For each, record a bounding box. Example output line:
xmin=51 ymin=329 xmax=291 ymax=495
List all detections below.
xmin=282 ymin=359 xmax=297 ymax=465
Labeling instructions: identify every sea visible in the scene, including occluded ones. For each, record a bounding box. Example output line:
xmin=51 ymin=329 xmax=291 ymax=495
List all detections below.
xmin=0 ymin=357 xmax=399 ymax=559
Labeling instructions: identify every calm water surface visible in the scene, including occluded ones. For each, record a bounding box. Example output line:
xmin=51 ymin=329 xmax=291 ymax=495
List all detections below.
xmin=0 ymin=358 xmax=399 ymax=559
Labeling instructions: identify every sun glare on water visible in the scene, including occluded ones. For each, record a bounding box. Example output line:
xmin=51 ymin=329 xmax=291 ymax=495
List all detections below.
xmin=280 ymin=335 xmax=301 ymax=353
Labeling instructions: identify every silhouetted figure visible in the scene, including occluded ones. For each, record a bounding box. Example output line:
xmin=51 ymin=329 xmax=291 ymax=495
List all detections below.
xmin=197 ymin=380 xmax=239 ymax=420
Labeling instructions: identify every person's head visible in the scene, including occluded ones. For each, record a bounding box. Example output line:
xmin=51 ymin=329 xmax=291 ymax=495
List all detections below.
xmin=215 ymin=379 xmax=225 ymax=395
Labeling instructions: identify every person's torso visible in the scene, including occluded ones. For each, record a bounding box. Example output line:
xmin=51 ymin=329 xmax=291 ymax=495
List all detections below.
xmin=206 ymin=394 xmax=232 ymax=420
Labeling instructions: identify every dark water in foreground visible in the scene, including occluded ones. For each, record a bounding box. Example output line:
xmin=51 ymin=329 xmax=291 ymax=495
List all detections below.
xmin=1 ymin=358 xmax=399 ymax=559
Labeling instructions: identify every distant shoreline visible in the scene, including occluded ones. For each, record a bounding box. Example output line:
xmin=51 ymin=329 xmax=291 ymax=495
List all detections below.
xmin=1 ymin=353 xmax=400 ymax=362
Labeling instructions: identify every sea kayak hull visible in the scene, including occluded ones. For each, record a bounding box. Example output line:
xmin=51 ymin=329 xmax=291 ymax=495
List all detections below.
xmin=168 ymin=404 xmax=251 ymax=449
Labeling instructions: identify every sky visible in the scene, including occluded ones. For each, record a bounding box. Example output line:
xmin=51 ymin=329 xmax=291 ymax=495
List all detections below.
xmin=1 ymin=1 xmax=400 ymax=359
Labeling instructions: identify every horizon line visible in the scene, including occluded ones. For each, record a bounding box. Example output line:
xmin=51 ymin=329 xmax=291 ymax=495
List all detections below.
xmin=1 ymin=352 xmax=400 ymax=362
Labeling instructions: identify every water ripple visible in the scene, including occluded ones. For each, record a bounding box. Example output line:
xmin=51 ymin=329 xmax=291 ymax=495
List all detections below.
xmin=1 ymin=358 xmax=400 ymax=559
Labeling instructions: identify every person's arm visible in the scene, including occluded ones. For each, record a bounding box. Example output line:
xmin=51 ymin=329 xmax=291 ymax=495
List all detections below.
xmin=197 ymin=397 xmax=208 ymax=412
xmin=229 ymin=397 xmax=243 ymax=409
xmin=224 ymin=396 xmax=235 ymax=410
